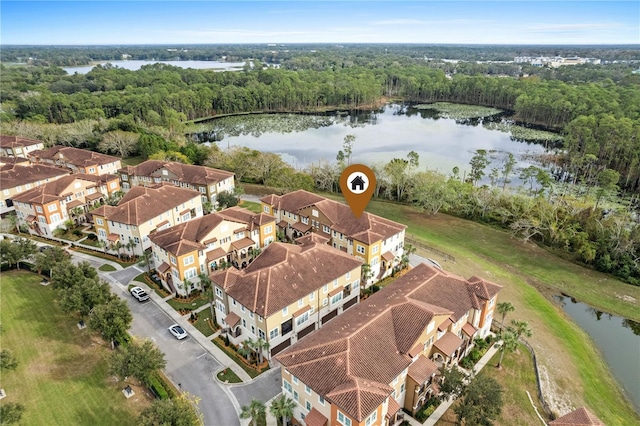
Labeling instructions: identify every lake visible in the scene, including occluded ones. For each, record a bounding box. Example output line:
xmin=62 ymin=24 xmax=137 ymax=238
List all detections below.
xmin=63 ymin=60 xmax=247 ymax=74
xmin=556 ymin=295 xmax=640 ymax=412
xmin=197 ymin=103 xmax=555 ymax=184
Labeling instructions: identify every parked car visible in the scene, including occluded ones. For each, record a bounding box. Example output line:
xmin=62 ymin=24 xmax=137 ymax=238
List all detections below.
xmin=130 ymin=286 xmax=150 ymax=302
xmin=168 ymin=324 xmax=188 ymax=340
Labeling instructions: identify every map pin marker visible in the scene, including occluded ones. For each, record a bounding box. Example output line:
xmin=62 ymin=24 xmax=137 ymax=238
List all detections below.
xmin=340 ymin=164 xmax=376 ymax=219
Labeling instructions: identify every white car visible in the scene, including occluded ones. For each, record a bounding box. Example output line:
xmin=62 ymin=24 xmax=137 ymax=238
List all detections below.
xmin=130 ymin=286 xmax=150 ymax=302
xmin=168 ymin=324 xmax=188 ymax=340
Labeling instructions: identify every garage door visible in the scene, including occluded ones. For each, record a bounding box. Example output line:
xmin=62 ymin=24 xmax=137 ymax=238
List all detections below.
xmin=297 ymin=323 xmax=316 ymax=340
xmin=322 ymin=309 xmax=338 ymax=324
xmin=270 ymin=338 xmax=292 ymax=357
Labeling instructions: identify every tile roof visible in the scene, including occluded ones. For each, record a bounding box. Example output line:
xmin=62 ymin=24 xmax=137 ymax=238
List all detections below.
xmin=0 ymin=164 xmax=70 ymax=189
xmin=408 ymin=355 xmax=439 ymax=385
xmin=93 ymin=184 xmax=200 ymax=226
xmin=385 ymin=397 xmax=401 ymax=420
xmin=217 ymin=206 xmax=275 ymax=229
xmin=438 ymin=318 xmax=453 ymax=332
xmin=119 ymin=160 xmax=234 ymax=185
xmin=260 ymin=190 xmax=406 ymax=243
xmin=0 ymin=135 xmax=44 ymax=149
xmin=206 ymin=248 xmax=227 ymax=262
xmin=210 ymin=241 xmax=362 ymax=318
xmin=550 ymin=407 xmax=605 ymax=426
xmin=11 ymin=174 xmax=116 ymax=205
xmin=230 ymin=237 xmax=257 ymax=250
xmin=31 ymin=146 xmax=119 ymax=167
xmin=224 ymin=312 xmax=241 ymax=328
xmin=276 ymin=263 xmax=502 ymax=422
xmin=382 ymin=251 xmax=396 ymax=262
xmin=433 ymin=332 xmax=463 ymax=357
xmin=304 ymin=407 xmax=328 ymax=426
xmin=157 ymin=262 xmax=170 ymax=273
xmin=462 ymin=322 xmax=477 ymax=337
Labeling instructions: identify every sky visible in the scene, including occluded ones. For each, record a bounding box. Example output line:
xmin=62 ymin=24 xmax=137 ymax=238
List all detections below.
xmin=1 ymin=1 xmax=638 ymax=45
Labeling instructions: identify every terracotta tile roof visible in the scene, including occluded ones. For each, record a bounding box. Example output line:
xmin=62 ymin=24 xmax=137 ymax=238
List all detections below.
xmin=230 ymin=237 xmax=256 ymax=250
xmin=408 ymin=355 xmax=439 ymax=384
xmin=438 ymin=318 xmax=453 ymax=332
xmin=326 ymin=377 xmax=392 ymax=422
xmin=25 ymin=214 xmax=36 ymax=223
xmin=550 ymin=407 xmax=605 ymax=426
xmin=211 ymin=242 xmax=362 ymax=318
xmin=66 ymin=200 xmax=83 ymax=209
xmin=382 ymin=251 xmax=396 ymax=262
xmin=386 ymin=397 xmax=401 ymax=419
xmin=107 ymin=233 xmax=120 ymax=242
xmin=277 ymin=220 xmax=288 ymax=228
xmin=0 ymin=135 xmax=44 ymax=149
xmin=261 ymin=190 xmax=406 ymax=243
xmin=292 ymin=305 xmax=311 ymax=318
xmin=462 ymin=322 xmax=477 ymax=337
xmin=291 ymin=221 xmax=312 ymax=232
xmin=224 ymin=312 xmax=241 ymax=328
xmin=12 ymin=174 xmax=115 ymax=205
xmin=328 ymin=287 xmax=343 ymax=297
xmin=217 ymin=206 xmax=275 ymax=230
xmin=0 ymin=164 xmax=70 ymax=189
xmin=0 ymin=155 xmax=30 ymax=165
xmin=97 ymin=184 xmax=201 ymax=226
xmin=304 ymin=407 xmax=328 ymax=426
xmin=295 ymin=233 xmax=330 ymax=245
xmin=206 ymin=248 xmax=227 ymax=262
xmin=85 ymin=192 xmax=104 ymax=202
xmin=30 ymin=146 xmax=119 ymax=167
xmin=433 ymin=332 xmax=463 ymax=357
xmin=157 ymin=262 xmax=170 ymax=273
xmin=119 ymin=160 xmax=234 ymax=185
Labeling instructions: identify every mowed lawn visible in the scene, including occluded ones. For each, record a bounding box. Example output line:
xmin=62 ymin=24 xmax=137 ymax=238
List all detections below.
xmin=0 ymin=270 xmax=145 ymax=425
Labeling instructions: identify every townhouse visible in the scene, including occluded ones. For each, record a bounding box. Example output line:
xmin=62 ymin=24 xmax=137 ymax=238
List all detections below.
xmin=149 ymin=206 xmax=277 ymax=295
xmin=118 ymin=160 xmax=235 ymax=206
xmin=211 ymin=236 xmax=363 ymax=360
xmin=91 ymin=183 xmax=203 ymax=257
xmin=29 ymin=146 xmax=122 ymax=176
xmin=12 ymin=173 xmax=120 ymax=237
xmin=276 ymin=263 xmax=501 ymax=426
xmin=1 ymin=163 xmax=70 ymax=215
xmin=0 ymin=135 xmax=45 ymax=158
xmin=260 ymin=190 xmax=406 ymax=287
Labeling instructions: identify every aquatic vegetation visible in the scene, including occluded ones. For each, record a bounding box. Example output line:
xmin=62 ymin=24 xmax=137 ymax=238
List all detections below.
xmin=414 ymin=102 xmax=503 ymax=119
xmin=484 ymin=121 xmax=563 ymax=143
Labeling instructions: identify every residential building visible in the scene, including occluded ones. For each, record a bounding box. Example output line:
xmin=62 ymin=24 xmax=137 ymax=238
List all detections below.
xmin=276 ymin=263 xmax=501 ymax=426
xmin=118 ymin=160 xmax=235 ymax=206
xmin=549 ymin=407 xmax=604 ymax=426
xmin=91 ymin=183 xmax=203 ymax=257
xmin=29 ymin=146 xmax=122 ymax=176
xmin=260 ymin=190 xmax=406 ymax=286
xmin=12 ymin=173 xmax=120 ymax=237
xmin=1 ymin=163 xmax=70 ymax=215
xmin=211 ymin=237 xmax=363 ymax=360
xmin=0 ymin=135 xmax=45 ymax=158
xmin=149 ymin=206 xmax=277 ymax=295
xmin=0 ymin=156 xmax=31 ymax=170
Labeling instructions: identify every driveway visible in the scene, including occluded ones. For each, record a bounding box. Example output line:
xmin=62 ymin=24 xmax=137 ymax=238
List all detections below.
xmin=230 ymin=367 xmax=282 ymax=408
xmin=109 ymin=265 xmax=145 ymax=287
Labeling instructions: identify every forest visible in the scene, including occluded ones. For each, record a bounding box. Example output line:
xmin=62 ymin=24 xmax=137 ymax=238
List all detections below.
xmin=1 ymin=45 xmax=639 ymax=285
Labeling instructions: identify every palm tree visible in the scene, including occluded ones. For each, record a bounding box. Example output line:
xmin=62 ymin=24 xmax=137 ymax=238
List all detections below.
xmin=245 ymin=338 xmax=257 ymax=365
xmin=240 ymin=399 xmax=266 ymax=426
xmin=254 ymin=338 xmax=269 ymax=365
xmin=71 ymin=206 xmax=84 ymax=224
xmin=202 ymin=200 xmax=214 ymax=215
xmin=198 ymin=273 xmax=216 ymax=325
xmin=112 ymin=241 xmax=123 ymax=259
xmin=496 ymin=302 xmax=515 ymax=332
xmin=139 ymin=250 xmax=153 ymax=275
xmin=361 ymin=263 xmax=373 ymax=285
xmin=97 ymin=240 xmax=108 ymax=254
xmin=510 ymin=319 xmax=533 ymax=340
xmin=237 ymin=341 xmax=252 ymax=362
xmin=270 ymin=395 xmax=295 ymax=426
xmin=496 ymin=329 xmax=518 ymax=369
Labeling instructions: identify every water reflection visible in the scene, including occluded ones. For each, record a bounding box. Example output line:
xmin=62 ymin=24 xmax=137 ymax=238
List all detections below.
xmin=555 ymin=295 xmax=640 ymax=412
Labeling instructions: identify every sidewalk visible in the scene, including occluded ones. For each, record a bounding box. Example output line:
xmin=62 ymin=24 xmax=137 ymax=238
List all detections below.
xmin=419 ymin=340 xmax=503 ymax=426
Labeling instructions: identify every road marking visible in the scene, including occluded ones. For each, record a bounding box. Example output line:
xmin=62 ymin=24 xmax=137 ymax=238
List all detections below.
xmin=197 ymin=352 xmax=208 ymax=359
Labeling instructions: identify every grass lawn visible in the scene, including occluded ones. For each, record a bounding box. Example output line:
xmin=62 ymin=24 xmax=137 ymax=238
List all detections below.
xmin=69 ymin=246 xmax=133 ymax=268
xmin=0 ymin=270 xmax=149 ymax=425
xmin=98 ymin=264 xmax=117 ymax=272
xmin=211 ymin=337 xmax=269 ymax=379
xmin=135 ymin=273 xmax=171 ymax=298
xmin=121 ymin=155 xmax=145 ymax=166
xmin=166 ymin=295 xmax=210 ymax=313
xmin=216 ymin=368 xmax=242 ymax=384
xmin=239 ymin=200 xmax=263 ymax=214
xmin=191 ymin=310 xmax=217 ymax=337
xmin=319 ymin=196 xmax=640 ymax=425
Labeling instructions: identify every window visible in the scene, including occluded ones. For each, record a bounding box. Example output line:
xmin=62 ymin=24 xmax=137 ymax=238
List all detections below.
xmin=265 ymin=225 xmax=272 ymax=234
xmin=282 ymin=306 xmax=288 ymax=316
xmin=356 ymin=245 xmax=365 ymax=254
xmin=305 ymin=400 xmax=312 ymax=411
xmin=365 ymin=411 xmax=377 ymax=426
xmin=400 ymin=383 xmax=405 ymax=393
xmin=183 ymin=255 xmax=194 ymax=266
xmin=309 ymin=292 xmax=315 ymax=301
xmin=170 ymin=255 xmax=177 ymax=266
xmin=318 ymin=395 xmax=325 ymax=405
xmin=258 ymin=329 xmax=265 ymax=339
xmin=249 ymin=311 xmax=254 ymax=319
xmin=337 ymin=411 xmax=352 ymax=426
xmin=301 ymin=217 xmax=309 ymax=225
xmin=323 ymin=284 xmax=328 ymax=293
xmin=199 ymin=186 xmax=206 ymax=193
xmin=50 ymin=213 xmax=61 ymax=223
xmin=184 ymin=268 xmax=197 ymax=279
xmin=215 ymin=287 xmax=223 ymax=298
xmin=323 ymin=225 xmax=330 ymax=233
xmin=333 ymin=279 xmax=338 ymax=288
xmin=293 ymin=390 xmax=299 ymax=402
xmin=134 ymin=237 xmax=140 ymax=244
xmin=263 ymin=206 xmax=270 ymax=213
xmin=98 ymin=229 xmax=107 ymax=237
xmin=110 ymin=182 xmax=117 ymax=189
xmin=96 ymin=218 xmax=104 ymax=226
xmin=283 ymin=380 xmax=292 ymax=393
xmin=242 ymin=319 xmax=247 ymax=328
xmin=346 ymin=271 xmax=351 ymax=280
xmin=48 ymin=204 xmax=58 ymax=212
xmin=181 ymin=213 xmax=190 ymax=222
xmin=251 ymin=325 xmax=255 ymax=335
xmin=331 ymin=293 xmax=343 ymax=305
xmin=258 ymin=315 xmax=263 ymax=322
xmin=372 ymin=245 xmax=379 ymax=254
xmin=89 ymin=167 xmax=95 ymax=173
xmin=305 ymin=385 xmax=311 ymax=395
xmin=323 ymin=299 xmax=328 ymax=307
xmin=292 ymin=375 xmax=298 ymax=385
xmin=295 ymin=311 xmax=309 ymax=327
xmin=298 ymin=298 xmax=304 ymax=308
xmin=270 ymin=328 xmax=279 ymax=340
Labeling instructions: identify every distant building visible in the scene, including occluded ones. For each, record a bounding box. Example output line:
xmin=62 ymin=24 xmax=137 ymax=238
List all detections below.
xmin=550 ymin=407 xmax=604 ymax=426
xmin=29 ymin=146 xmax=122 ymax=176
xmin=1 ymin=163 xmax=71 ymax=215
xmin=0 ymin=135 xmax=45 ymax=158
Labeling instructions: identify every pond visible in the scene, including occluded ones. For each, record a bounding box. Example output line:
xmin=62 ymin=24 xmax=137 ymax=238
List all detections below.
xmin=63 ymin=60 xmax=247 ymax=74
xmin=196 ymin=103 xmax=559 ymax=185
xmin=555 ymin=295 xmax=640 ymax=412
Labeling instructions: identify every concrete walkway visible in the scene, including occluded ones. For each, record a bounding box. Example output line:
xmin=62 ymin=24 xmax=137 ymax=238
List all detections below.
xmin=414 ymin=340 xmax=503 ymax=426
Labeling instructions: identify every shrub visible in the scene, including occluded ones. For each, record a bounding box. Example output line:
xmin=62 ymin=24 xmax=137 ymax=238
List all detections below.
xmin=371 ymin=285 xmax=380 ymax=293
xmin=148 ymin=374 xmax=169 ymax=400
xmin=87 ymin=233 xmax=98 ymax=241
xmin=72 ymin=229 xmax=83 ymax=237
xmin=224 ymin=334 xmax=230 ymax=346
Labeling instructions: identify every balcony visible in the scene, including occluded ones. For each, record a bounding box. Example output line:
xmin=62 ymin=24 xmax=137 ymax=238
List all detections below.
xmin=229 ymin=327 xmax=242 ymax=338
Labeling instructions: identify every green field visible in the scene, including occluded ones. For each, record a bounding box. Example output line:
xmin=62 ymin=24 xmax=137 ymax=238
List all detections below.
xmin=326 ymin=196 xmax=640 ymax=425
xmin=0 ymin=270 xmax=145 ymax=425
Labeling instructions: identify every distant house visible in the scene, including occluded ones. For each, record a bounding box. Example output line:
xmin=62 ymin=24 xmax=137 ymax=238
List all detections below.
xmin=275 ymin=263 xmax=501 ymax=426
xmin=549 ymin=407 xmax=604 ymax=426
xmin=0 ymin=163 xmax=71 ymax=215
xmin=118 ymin=160 xmax=235 ymax=206
xmin=211 ymin=239 xmax=363 ymax=360
xmin=12 ymin=173 xmax=120 ymax=236
xmin=350 ymin=175 xmax=365 ymax=191
xmin=91 ymin=183 xmax=203 ymax=257
xmin=0 ymin=135 xmax=45 ymax=158
xmin=29 ymin=146 xmax=122 ymax=176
